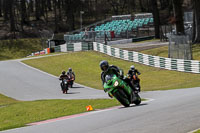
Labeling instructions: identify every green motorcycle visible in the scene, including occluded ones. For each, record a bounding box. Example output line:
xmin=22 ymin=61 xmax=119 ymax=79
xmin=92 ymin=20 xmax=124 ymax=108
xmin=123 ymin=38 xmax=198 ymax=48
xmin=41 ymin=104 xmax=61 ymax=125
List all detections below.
xmin=104 ymin=74 xmax=141 ymax=107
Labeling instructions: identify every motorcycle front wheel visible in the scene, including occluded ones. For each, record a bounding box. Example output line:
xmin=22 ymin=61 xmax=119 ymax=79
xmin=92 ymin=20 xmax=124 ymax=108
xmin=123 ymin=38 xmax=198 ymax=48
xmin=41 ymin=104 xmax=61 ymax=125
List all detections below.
xmin=63 ymin=84 xmax=68 ymax=94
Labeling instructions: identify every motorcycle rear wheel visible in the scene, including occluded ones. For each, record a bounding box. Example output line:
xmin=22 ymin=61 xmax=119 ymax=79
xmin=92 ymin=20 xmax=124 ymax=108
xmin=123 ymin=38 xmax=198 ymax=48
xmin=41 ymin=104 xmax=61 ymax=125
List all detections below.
xmin=114 ymin=89 xmax=130 ymax=107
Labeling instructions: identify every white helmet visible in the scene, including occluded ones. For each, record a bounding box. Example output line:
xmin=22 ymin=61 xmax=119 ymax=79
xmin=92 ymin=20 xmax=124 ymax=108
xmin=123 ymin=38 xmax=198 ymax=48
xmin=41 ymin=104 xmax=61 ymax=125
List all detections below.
xmin=130 ymin=65 xmax=135 ymax=70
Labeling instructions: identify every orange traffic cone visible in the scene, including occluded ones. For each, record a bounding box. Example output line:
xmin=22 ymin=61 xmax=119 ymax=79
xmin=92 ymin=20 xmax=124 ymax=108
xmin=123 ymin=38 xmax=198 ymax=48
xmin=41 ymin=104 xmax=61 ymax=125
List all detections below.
xmin=86 ymin=105 xmax=93 ymax=111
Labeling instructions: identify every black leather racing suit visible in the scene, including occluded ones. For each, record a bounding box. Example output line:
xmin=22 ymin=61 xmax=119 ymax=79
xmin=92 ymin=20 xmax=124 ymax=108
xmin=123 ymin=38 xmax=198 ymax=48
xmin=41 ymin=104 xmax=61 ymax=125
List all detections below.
xmin=127 ymin=69 xmax=141 ymax=92
xmin=101 ymin=65 xmax=123 ymax=85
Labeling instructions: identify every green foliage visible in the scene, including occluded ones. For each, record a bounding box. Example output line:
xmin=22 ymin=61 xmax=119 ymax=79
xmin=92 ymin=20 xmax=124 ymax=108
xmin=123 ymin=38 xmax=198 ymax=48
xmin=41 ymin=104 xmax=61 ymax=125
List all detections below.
xmin=23 ymin=51 xmax=200 ymax=91
xmin=0 ymin=39 xmax=42 ymax=61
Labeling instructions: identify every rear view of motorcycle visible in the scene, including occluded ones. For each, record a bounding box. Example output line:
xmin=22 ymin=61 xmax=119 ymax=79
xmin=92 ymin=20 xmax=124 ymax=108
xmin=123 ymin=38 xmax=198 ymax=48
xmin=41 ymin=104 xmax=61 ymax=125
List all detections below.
xmin=68 ymin=75 xmax=75 ymax=88
xmin=104 ymin=74 xmax=141 ymax=107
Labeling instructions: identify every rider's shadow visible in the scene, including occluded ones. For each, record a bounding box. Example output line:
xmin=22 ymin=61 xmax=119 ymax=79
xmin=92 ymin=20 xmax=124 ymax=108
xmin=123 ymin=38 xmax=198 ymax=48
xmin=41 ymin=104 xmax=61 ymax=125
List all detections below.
xmin=71 ymin=86 xmax=84 ymax=89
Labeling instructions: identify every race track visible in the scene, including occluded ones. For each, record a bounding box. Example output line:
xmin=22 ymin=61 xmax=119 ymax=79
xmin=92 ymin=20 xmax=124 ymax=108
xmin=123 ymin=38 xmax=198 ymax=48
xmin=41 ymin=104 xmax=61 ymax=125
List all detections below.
xmin=0 ymin=59 xmax=107 ymax=101
xmin=1 ymin=58 xmax=200 ymax=133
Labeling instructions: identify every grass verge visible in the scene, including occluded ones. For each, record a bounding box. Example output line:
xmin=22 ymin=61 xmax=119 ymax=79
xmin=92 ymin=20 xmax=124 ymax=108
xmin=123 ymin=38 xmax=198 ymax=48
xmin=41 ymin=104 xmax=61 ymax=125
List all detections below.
xmin=22 ymin=51 xmax=200 ymax=91
xmin=0 ymin=94 xmax=19 ymax=106
xmin=194 ymin=130 xmax=200 ymax=133
xmin=0 ymin=98 xmax=120 ymax=131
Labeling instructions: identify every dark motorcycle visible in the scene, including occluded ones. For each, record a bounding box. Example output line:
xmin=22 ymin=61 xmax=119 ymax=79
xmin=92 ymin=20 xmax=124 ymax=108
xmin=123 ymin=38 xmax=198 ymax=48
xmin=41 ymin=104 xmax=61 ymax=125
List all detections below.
xmin=60 ymin=79 xmax=69 ymax=94
xmin=131 ymin=74 xmax=141 ymax=92
xmin=67 ymin=75 xmax=75 ymax=88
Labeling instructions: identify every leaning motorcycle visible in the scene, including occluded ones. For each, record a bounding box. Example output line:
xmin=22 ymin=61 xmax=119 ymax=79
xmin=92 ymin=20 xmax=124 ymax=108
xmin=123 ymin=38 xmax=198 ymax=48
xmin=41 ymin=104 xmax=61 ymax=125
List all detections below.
xmin=60 ymin=79 xmax=69 ymax=94
xmin=104 ymin=74 xmax=141 ymax=107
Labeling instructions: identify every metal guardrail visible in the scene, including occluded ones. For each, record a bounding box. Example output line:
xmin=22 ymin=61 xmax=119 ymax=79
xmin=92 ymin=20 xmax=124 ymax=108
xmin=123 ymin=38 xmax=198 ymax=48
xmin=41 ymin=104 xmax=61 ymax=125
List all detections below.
xmin=93 ymin=42 xmax=200 ymax=74
xmin=32 ymin=41 xmax=200 ymax=74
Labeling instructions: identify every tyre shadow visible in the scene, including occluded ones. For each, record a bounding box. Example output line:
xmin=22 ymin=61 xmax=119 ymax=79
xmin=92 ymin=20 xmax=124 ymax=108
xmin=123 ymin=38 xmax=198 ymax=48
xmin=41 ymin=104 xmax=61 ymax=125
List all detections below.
xmin=119 ymin=103 xmax=148 ymax=109
xmin=70 ymin=86 xmax=84 ymax=89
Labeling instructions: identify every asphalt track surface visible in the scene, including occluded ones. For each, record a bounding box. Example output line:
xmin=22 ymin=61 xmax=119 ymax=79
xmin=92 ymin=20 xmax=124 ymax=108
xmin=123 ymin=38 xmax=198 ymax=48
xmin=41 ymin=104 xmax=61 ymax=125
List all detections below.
xmin=1 ymin=58 xmax=200 ymax=133
xmin=0 ymin=59 xmax=107 ymax=101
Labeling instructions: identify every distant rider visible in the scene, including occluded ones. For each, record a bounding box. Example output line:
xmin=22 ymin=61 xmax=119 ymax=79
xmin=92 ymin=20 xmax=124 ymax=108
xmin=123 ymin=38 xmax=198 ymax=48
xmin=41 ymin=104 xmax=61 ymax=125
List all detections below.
xmin=67 ymin=68 xmax=75 ymax=80
xmin=59 ymin=71 xmax=69 ymax=92
xmin=127 ymin=65 xmax=141 ymax=92
xmin=59 ymin=71 xmax=69 ymax=80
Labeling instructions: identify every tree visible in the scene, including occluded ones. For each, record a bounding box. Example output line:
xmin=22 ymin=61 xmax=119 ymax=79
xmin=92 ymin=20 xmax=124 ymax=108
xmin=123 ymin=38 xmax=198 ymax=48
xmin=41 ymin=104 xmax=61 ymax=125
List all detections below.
xmin=139 ymin=0 xmax=145 ymax=12
xmin=20 ymin=0 xmax=27 ymax=31
xmin=151 ymin=0 xmax=160 ymax=38
xmin=172 ymin=0 xmax=184 ymax=34
xmin=57 ymin=0 xmax=62 ymax=21
xmin=8 ymin=0 xmax=15 ymax=32
xmin=8 ymin=0 xmax=16 ymax=31
xmin=29 ymin=0 xmax=34 ymax=12
xmin=159 ymin=0 xmax=170 ymax=10
xmin=108 ymin=0 xmax=120 ymax=15
xmin=127 ymin=0 xmax=136 ymax=13
xmin=43 ymin=0 xmax=49 ymax=23
xmin=192 ymin=0 xmax=200 ymax=43
xmin=35 ymin=0 xmax=41 ymax=20
xmin=47 ymin=0 xmax=52 ymax=11
xmin=3 ymin=0 xmax=9 ymax=21
xmin=53 ymin=0 xmax=58 ymax=32
xmin=64 ymin=0 xmax=75 ymax=31
xmin=108 ymin=0 xmax=128 ymax=15
xmin=0 ymin=0 xmax=2 ymax=17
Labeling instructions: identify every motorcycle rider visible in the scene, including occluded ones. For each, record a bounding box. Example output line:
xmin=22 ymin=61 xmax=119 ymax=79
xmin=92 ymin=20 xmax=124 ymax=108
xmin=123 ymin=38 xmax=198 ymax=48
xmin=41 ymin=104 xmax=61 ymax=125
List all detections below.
xmin=67 ymin=68 xmax=75 ymax=88
xmin=67 ymin=68 xmax=75 ymax=80
xmin=127 ymin=65 xmax=141 ymax=92
xmin=100 ymin=60 xmax=138 ymax=94
xmin=100 ymin=60 xmax=124 ymax=98
xmin=59 ymin=71 xmax=69 ymax=93
xmin=100 ymin=60 xmax=124 ymax=85
xmin=59 ymin=70 xmax=69 ymax=80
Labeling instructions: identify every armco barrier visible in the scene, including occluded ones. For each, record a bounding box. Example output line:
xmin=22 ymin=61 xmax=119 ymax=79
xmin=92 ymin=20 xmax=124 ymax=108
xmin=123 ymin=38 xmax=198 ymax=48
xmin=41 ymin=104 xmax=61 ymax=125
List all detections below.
xmin=67 ymin=44 xmax=74 ymax=51
xmin=54 ymin=42 xmax=93 ymax=52
xmin=29 ymin=42 xmax=93 ymax=56
xmin=54 ymin=46 xmax=61 ymax=52
xmin=29 ymin=42 xmax=200 ymax=74
xmin=93 ymin=42 xmax=200 ymax=74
